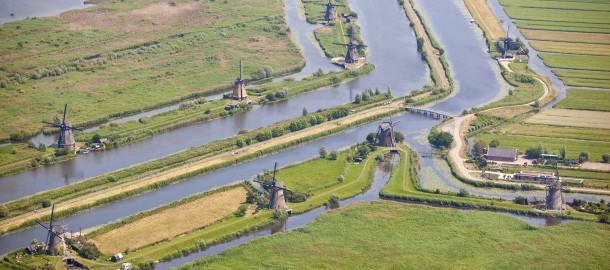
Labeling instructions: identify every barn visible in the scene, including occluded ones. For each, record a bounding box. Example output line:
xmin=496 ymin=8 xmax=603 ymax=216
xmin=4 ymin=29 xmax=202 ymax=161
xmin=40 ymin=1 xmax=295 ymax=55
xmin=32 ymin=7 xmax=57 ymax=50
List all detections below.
xmin=485 ymin=147 xmax=518 ymax=162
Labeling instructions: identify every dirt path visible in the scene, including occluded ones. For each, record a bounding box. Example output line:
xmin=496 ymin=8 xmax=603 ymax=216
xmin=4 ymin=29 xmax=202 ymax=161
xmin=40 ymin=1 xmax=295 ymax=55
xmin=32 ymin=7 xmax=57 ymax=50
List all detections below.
xmin=403 ymin=0 xmax=450 ymax=89
xmin=0 ymin=101 xmax=402 ymax=233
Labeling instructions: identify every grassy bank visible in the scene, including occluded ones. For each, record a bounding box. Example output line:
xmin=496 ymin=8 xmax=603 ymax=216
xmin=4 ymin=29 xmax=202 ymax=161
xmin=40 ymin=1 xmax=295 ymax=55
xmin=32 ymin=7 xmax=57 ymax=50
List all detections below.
xmin=177 ymin=200 xmax=609 ymax=269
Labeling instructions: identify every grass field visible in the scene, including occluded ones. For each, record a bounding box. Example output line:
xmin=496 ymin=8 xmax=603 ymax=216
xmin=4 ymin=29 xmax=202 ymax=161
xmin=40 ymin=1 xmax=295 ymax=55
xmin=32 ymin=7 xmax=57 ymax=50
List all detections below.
xmin=554 ymin=89 xmax=610 ymax=112
xmin=0 ymin=0 xmax=304 ymax=140
xmin=93 ymin=186 xmax=247 ymax=253
xmin=530 ymin=41 xmax=610 ymax=56
xmin=553 ymin=70 xmax=610 ymax=81
xmin=500 ymin=123 xmax=610 ymax=142
xmin=515 ymin=20 xmax=610 ymax=34
xmin=278 ymin=154 xmax=347 ymax=192
xmin=475 ymin=133 xmax=610 ymax=161
xmin=538 ymin=54 xmax=610 ymax=72
xmin=463 ymin=0 xmax=505 ymax=40
xmin=524 ymin=109 xmax=610 ymax=129
xmin=504 ymin=6 xmax=610 ymax=24
xmin=561 ymin=77 xmax=610 ymax=89
xmin=177 ymin=201 xmax=610 ymax=270
xmin=500 ymin=0 xmax=610 ymax=11
xmin=521 ymin=29 xmax=610 ymax=45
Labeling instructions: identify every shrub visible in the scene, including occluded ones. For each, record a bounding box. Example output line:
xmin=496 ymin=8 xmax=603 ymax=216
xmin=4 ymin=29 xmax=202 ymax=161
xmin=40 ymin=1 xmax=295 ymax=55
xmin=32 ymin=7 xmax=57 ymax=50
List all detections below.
xmin=329 ymin=150 xmax=338 ymax=160
xmin=428 ymin=130 xmax=453 ymax=148
xmin=328 ymin=194 xmax=341 ymax=205
xmin=78 ymin=241 xmax=101 ymax=260
xmin=273 ymin=209 xmax=288 ymax=220
xmin=603 ymin=153 xmax=610 ymax=163
xmin=234 ymin=204 xmax=248 ymax=217
xmin=319 ymin=146 xmax=328 ymax=158
xmin=457 ymin=189 xmax=470 ymax=197
xmin=0 ymin=204 xmax=9 ymax=218
xmin=579 ymin=152 xmax=590 ymax=162
xmin=337 ymin=175 xmax=344 ymax=182
xmin=514 ymin=196 xmax=527 ymax=205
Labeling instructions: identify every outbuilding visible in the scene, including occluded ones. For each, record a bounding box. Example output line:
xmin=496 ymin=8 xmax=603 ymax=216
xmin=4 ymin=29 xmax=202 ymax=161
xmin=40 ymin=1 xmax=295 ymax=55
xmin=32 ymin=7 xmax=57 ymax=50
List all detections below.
xmin=485 ymin=147 xmax=518 ymax=162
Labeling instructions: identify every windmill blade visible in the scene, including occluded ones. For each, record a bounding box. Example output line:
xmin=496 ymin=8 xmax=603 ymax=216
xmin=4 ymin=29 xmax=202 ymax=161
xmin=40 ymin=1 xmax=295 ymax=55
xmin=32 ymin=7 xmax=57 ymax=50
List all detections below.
xmin=272 ymin=162 xmax=278 ymax=182
xmin=35 ymin=221 xmax=63 ymax=238
xmin=333 ymin=43 xmax=349 ymax=46
xmin=392 ymin=120 xmax=400 ymax=126
xmin=67 ymin=126 xmax=83 ymax=132
xmin=62 ymin=104 xmax=68 ymax=124
xmin=42 ymin=121 xmax=60 ymax=127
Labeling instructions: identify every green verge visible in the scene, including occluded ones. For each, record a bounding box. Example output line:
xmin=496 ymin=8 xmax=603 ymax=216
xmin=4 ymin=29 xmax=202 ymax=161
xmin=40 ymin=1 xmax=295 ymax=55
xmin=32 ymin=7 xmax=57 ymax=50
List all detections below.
xmin=554 ymin=88 xmax=610 ymax=112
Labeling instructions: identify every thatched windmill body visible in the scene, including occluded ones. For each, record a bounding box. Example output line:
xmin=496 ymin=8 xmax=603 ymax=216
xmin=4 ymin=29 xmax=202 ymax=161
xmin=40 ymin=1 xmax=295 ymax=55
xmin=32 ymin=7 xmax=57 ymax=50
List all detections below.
xmin=545 ymin=163 xmax=565 ymax=210
xmin=35 ymin=204 xmax=65 ymax=255
xmin=377 ymin=120 xmax=399 ymax=147
xmin=254 ymin=163 xmax=292 ymax=210
xmin=42 ymin=104 xmax=82 ymax=149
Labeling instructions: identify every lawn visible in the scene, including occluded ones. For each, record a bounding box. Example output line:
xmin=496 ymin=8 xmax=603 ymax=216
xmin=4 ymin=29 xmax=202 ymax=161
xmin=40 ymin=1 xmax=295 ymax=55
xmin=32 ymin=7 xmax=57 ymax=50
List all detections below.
xmin=474 ymin=133 xmax=610 ymax=161
xmin=177 ymin=201 xmax=610 ymax=270
xmin=538 ymin=54 xmax=610 ymax=72
xmin=554 ymin=89 xmax=610 ymax=111
xmin=0 ymin=0 xmax=304 ymax=140
xmin=278 ymin=153 xmax=347 ymax=193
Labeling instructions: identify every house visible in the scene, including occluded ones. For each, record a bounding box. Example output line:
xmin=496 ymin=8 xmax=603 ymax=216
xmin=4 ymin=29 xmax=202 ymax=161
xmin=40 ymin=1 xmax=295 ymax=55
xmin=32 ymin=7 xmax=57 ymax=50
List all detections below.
xmin=485 ymin=147 xmax=518 ymax=162
xmin=513 ymin=171 xmax=557 ymax=182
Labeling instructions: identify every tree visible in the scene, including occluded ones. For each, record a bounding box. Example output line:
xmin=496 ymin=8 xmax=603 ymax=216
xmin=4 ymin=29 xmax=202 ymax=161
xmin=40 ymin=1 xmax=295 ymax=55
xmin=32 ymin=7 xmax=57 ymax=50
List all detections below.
xmin=560 ymin=145 xmax=567 ymax=160
xmin=603 ymin=153 xmax=610 ymax=163
xmin=472 ymin=140 xmax=486 ymax=157
xmin=38 ymin=143 xmax=47 ymax=152
xmin=337 ymin=175 xmax=344 ymax=182
xmin=428 ymin=131 xmax=453 ymax=149
xmin=525 ymin=145 xmax=542 ymax=159
xmin=92 ymin=133 xmax=102 ymax=143
xmin=366 ymin=132 xmax=377 ymax=144
xmin=319 ymin=146 xmax=328 ymax=158
xmin=329 ymin=150 xmax=339 ymax=160
xmin=394 ymin=131 xmax=405 ymax=143
xmin=514 ymin=196 xmax=527 ymax=205
xmin=27 ymin=140 xmax=36 ymax=149
xmin=386 ymin=85 xmax=392 ymax=98
xmin=78 ymin=241 xmax=101 ymax=260
xmin=354 ymin=93 xmax=362 ymax=104
xmin=489 ymin=139 xmax=500 ymax=148
xmin=0 ymin=204 xmax=9 ymax=218
xmin=457 ymin=189 xmax=470 ymax=197
xmin=579 ymin=152 xmax=589 ymax=162
xmin=302 ymin=107 xmax=308 ymax=116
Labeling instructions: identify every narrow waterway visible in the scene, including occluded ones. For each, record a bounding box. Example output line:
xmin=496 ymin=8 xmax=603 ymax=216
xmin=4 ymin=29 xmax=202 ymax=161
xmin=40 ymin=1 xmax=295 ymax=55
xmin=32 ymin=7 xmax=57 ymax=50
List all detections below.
xmin=486 ymin=0 xmax=567 ymax=107
xmin=0 ymin=0 xmax=428 ymax=202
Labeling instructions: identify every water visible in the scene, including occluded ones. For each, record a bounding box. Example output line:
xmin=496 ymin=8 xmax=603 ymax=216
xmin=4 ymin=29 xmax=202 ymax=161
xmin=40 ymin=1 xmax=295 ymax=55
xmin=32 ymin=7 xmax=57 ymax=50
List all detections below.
xmin=0 ymin=0 xmax=91 ymax=25
xmin=0 ymin=0 xmax=428 ymax=201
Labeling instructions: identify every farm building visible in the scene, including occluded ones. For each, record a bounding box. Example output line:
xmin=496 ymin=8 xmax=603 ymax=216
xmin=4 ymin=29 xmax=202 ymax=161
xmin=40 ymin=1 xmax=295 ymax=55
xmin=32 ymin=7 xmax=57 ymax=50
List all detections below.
xmin=485 ymin=147 xmax=518 ymax=162
xmin=513 ymin=171 xmax=557 ymax=182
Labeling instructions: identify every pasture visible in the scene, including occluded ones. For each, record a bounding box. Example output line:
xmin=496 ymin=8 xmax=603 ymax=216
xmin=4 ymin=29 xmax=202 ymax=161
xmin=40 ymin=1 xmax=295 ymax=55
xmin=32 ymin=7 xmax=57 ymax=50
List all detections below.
xmin=524 ymin=109 xmax=610 ymax=129
xmin=530 ymin=41 xmax=610 ymax=56
xmin=278 ymin=153 xmax=347 ymax=192
xmin=500 ymin=123 xmax=610 ymax=142
xmin=538 ymin=54 xmax=610 ymax=72
xmin=521 ymin=29 xmax=610 ymax=45
xmin=92 ymin=186 xmax=247 ymax=253
xmin=554 ymin=88 xmax=610 ymax=112
xmin=177 ymin=201 xmax=610 ymax=270
xmin=561 ymin=77 xmax=610 ymax=89
xmin=0 ymin=0 xmax=304 ymax=139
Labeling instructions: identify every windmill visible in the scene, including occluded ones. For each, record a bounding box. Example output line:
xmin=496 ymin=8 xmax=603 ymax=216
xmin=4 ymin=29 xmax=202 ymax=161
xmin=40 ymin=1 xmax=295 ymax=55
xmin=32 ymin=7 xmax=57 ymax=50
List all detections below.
xmin=335 ymin=36 xmax=366 ymax=64
xmin=227 ymin=60 xmax=250 ymax=101
xmin=35 ymin=204 xmax=65 ymax=255
xmin=314 ymin=0 xmax=345 ymax=22
xmin=42 ymin=104 xmax=82 ymax=149
xmin=253 ymin=162 xmax=292 ymax=210
xmin=377 ymin=120 xmax=399 ymax=147
xmin=502 ymin=25 xmax=512 ymax=59
xmin=545 ymin=162 xmax=565 ymax=210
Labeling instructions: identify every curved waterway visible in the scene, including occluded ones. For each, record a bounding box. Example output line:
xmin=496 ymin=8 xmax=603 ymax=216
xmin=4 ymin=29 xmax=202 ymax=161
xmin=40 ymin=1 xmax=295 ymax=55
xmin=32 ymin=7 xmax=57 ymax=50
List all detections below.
xmin=0 ymin=0 xmax=428 ymax=202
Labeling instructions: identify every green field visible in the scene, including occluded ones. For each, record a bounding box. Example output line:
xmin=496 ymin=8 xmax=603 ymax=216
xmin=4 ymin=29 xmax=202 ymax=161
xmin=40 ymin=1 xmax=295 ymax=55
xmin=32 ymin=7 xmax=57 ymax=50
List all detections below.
xmin=553 ymin=70 xmax=610 ymax=80
xmin=505 ymin=6 xmax=610 ymax=24
xmin=177 ymin=201 xmax=610 ymax=270
xmin=500 ymin=0 xmax=610 ymax=11
xmin=562 ymin=77 xmax=610 ymax=89
xmin=474 ymin=133 xmax=610 ymax=161
xmin=278 ymin=154 xmax=347 ymax=192
xmin=501 ymin=123 xmax=610 ymax=142
xmin=530 ymin=41 xmax=610 ymax=56
xmin=538 ymin=54 xmax=610 ymax=72
xmin=0 ymin=0 xmax=304 ymax=140
xmin=554 ymin=88 xmax=610 ymax=112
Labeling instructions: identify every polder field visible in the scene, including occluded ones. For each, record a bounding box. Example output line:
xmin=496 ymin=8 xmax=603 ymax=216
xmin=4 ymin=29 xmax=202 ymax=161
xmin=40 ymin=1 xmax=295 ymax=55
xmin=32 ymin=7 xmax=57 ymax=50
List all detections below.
xmin=0 ymin=0 xmax=304 ymax=141
xmin=499 ymin=0 xmax=610 ymax=89
xmin=176 ymin=201 xmax=610 ymax=270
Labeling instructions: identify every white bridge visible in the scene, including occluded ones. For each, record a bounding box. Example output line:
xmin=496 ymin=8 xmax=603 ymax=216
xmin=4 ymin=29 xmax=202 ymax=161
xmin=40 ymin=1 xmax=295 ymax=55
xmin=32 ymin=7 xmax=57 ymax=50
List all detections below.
xmin=404 ymin=107 xmax=457 ymax=119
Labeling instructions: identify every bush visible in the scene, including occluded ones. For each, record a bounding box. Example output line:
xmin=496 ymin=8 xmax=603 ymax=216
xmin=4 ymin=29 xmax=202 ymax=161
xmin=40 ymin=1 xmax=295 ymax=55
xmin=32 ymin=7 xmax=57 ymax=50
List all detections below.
xmin=328 ymin=194 xmax=341 ymax=205
xmin=394 ymin=131 xmax=405 ymax=143
xmin=579 ymin=152 xmax=590 ymax=162
xmin=428 ymin=130 xmax=453 ymax=148
xmin=0 ymin=204 xmax=9 ymax=218
xmin=337 ymin=175 xmax=344 ymax=182
xmin=41 ymin=199 xmax=51 ymax=208
xmin=77 ymin=241 xmax=101 ymax=260
xmin=514 ymin=196 xmax=527 ymax=205
xmin=54 ymin=148 xmax=69 ymax=157
xmin=329 ymin=150 xmax=338 ymax=160
xmin=273 ymin=209 xmax=288 ymax=220
xmin=234 ymin=204 xmax=248 ymax=217
xmin=319 ymin=146 xmax=328 ymax=158
xmin=603 ymin=153 xmax=610 ymax=163
xmin=457 ymin=189 xmax=470 ymax=197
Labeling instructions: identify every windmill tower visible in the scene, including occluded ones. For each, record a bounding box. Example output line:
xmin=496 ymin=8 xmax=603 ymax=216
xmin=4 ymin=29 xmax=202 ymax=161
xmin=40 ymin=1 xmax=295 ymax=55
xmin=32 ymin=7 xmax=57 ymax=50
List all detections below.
xmin=231 ymin=60 xmax=249 ymax=101
xmin=42 ymin=104 xmax=82 ymax=149
xmin=254 ymin=162 xmax=292 ymax=210
xmin=545 ymin=163 xmax=565 ymax=210
xmin=502 ymin=25 xmax=511 ymax=59
xmin=35 ymin=204 xmax=65 ymax=255
xmin=321 ymin=0 xmax=345 ymax=22
xmin=377 ymin=120 xmax=399 ymax=147
xmin=335 ymin=38 xmax=365 ymax=64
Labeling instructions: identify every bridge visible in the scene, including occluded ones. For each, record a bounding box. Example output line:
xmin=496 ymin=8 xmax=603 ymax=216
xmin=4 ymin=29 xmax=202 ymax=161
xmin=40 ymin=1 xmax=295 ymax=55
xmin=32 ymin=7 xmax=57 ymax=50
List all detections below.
xmin=404 ymin=107 xmax=457 ymax=119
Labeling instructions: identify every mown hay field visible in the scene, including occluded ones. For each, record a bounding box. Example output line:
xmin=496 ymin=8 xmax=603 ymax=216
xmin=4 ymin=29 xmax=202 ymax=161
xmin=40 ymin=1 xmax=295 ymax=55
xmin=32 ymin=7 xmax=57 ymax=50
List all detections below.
xmin=554 ymin=89 xmax=610 ymax=112
xmin=93 ymin=186 xmax=247 ymax=253
xmin=500 ymin=123 xmax=610 ymax=142
xmin=530 ymin=41 xmax=610 ymax=56
xmin=463 ymin=0 xmax=505 ymax=40
xmin=524 ymin=109 xmax=610 ymax=129
xmin=177 ymin=201 xmax=610 ymax=270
